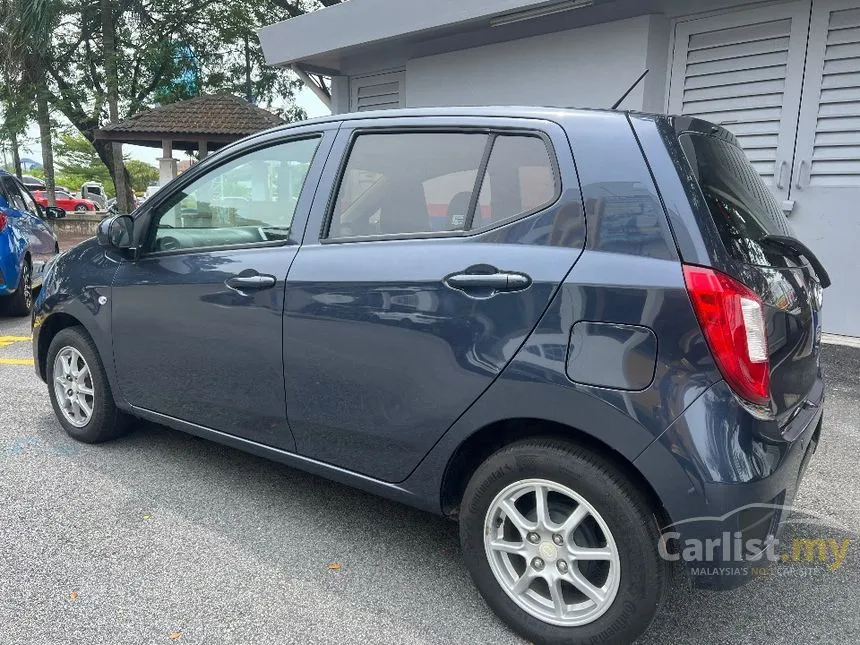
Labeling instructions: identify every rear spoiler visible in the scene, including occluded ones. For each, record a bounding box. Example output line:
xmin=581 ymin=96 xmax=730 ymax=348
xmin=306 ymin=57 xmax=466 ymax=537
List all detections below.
xmin=760 ymin=235 xmax=831 ymax=288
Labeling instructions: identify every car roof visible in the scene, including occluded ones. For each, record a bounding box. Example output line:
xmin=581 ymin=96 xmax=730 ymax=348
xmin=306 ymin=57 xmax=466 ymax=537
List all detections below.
xmin=206 ymin=105 xmax=638 ymax=160
xmin=272 ymin=105 xmax=632 ymax=130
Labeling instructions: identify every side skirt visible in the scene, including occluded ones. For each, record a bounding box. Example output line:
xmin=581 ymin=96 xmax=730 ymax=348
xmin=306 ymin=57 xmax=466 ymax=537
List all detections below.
xmin=130 ymin=406 xmax=440 ymax=514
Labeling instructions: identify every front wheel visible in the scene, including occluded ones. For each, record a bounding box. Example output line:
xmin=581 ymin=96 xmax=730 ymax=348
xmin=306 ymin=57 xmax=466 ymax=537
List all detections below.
xmin=74 ymin=204 xmax=88 ymax=212
xmin=459 ymin=439 xmax=667 ymax=645
xmin=46 ymin=326 xmax=130 ymax=443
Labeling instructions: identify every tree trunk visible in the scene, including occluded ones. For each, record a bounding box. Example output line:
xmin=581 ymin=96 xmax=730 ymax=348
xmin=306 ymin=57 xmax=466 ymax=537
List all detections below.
xmin=9 ymin=130 xmax=22 ymax=178
xmin=35 ymin=88 xmax=56 ymax=206
xmin=101 ymin=0 xmax=131 ymax=213
xmin=244 ymin=34 xmax=253 ymax=103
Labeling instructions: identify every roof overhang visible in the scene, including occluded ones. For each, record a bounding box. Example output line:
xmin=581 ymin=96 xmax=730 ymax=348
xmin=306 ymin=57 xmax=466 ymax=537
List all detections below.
xmin=259 ymin=0 xmax=637 ymax=74
xmin=93 ymin=130 xmax=242 ymax=151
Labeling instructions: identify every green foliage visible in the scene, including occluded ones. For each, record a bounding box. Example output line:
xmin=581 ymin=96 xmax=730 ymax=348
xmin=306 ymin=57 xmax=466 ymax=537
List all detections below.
xmin=1 ymin=1 xmax=340 ymax=192
xmin=54 ymin=132 xmax=114 ymax=195
xmin=125 ymin=159 xmax=159 ymax=193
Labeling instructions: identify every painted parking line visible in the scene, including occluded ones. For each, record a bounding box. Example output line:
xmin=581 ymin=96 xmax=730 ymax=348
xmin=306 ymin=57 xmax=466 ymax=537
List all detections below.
xmin=0 ymin=358 xmax=34 ymax=365
xmin=0 ymin=335 xmax=33 ymax=365
xmin=0 ymin=335 xmax=31 ymax=347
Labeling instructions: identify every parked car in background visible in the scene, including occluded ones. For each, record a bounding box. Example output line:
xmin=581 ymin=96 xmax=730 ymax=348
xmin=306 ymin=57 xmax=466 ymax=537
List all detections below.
xmin=80 ymin=181 xmax=107 ymax=210
xmin=33 ymin=190 xmax=96 ymax=213
xmin=32 ymin=107 xmax=828 ymax=645
xmin=0 ymin=170 xmax=63 ymax=316
xmin=20 ymin=175 xmax=46 ymax=192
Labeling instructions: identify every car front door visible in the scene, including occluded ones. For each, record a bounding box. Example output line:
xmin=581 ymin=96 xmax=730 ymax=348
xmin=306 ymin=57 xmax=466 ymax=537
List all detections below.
xmin=284 ymin=117 xmax=587 ymax=482
xmin=110 ymin=127 xmax=335 ymax=449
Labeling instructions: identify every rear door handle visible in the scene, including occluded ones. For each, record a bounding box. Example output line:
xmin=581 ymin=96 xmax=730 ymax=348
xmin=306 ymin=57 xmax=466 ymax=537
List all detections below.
xmin=226 ymin=274 xmax=276 ymax=290
xmin=445 ymin=269 xmax=532 ymax=292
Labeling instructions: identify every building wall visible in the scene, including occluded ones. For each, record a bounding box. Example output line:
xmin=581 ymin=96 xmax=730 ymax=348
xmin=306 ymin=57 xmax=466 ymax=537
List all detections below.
xmin=403 ymin=16 xmax=658 ymax=112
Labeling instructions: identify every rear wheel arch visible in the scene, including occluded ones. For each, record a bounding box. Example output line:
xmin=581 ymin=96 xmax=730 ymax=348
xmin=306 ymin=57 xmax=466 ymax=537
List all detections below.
xmin=440 ymin=418 xmax=670 ymax=527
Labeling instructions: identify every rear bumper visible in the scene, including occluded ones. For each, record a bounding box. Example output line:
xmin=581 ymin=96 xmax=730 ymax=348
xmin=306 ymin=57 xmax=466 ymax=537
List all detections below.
xmin=634 ymin=377 xmax=824 ymax=590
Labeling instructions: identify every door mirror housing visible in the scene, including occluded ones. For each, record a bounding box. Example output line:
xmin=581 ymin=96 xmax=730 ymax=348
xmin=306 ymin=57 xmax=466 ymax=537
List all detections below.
xmin=44 ymin=206 xmax=66 ymax=220
xmin=97 ymin=214 xmax=135 ymax=249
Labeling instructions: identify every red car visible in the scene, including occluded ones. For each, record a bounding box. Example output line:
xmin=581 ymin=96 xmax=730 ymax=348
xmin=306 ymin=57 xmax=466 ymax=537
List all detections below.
xmin=32 ymin=190 xmax=96 ymax=212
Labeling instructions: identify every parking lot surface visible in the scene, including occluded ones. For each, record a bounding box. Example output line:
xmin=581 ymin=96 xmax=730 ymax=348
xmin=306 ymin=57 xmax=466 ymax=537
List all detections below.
xmin=1 ymin=313 xmax=858 ymax=644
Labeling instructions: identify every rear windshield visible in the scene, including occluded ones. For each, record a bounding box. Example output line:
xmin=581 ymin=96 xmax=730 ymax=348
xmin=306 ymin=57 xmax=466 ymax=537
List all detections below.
xmin=680 ymin=133 xmax=794 ymax=267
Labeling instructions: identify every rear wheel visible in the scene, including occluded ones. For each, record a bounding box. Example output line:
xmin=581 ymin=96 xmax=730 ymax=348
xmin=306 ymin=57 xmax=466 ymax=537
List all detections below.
xmin=4 ymin=259 xmax=33 ymax=316
xmin=459 ymin=439 xmax=667 ymax=645
xmin=46 ymin=327 xmax=130 ymax=443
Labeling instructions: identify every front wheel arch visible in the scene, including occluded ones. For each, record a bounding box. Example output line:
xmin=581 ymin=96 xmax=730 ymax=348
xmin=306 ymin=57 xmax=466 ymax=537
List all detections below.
xmin=37 ymin=312 xmax=90 ymax=381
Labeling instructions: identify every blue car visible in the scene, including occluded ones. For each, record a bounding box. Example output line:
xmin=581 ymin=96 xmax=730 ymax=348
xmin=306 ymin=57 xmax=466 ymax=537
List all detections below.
xmin=32 ymin=108 xmax=828 ymax=645
xmin=0 ymin=170 xmax=64 ymax=316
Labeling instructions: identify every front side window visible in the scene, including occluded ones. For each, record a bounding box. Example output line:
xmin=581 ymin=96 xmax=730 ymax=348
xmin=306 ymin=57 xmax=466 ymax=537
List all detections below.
xmin=327 ymin=131 xmax=557 ymax=239
xmin=147 ymin=136 xmax=320 ymax=253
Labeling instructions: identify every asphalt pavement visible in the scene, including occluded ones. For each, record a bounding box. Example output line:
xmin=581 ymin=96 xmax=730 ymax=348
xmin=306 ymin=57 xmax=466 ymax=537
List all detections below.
xmin=1 ymin=313 xmax=858 ymax=644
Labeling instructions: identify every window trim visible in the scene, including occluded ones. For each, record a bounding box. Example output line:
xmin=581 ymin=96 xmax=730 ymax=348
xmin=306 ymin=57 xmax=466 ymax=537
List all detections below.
xmin=138 ymin=133 xmax=325 ymax=258
xmin=320 ymin=126 xmax=561 ymax=244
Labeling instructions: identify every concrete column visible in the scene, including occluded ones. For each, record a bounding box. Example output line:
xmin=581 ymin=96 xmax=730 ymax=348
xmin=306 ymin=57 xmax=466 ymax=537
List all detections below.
xmin=158 ymin=139 xmax=177 ymax=186
xmin=199 ymin=140 xmax=209 ymax=160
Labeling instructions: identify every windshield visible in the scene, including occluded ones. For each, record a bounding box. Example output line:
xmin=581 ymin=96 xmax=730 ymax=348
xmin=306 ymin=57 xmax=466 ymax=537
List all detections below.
xmin=680 ymin=133 xmax=796 ymax=267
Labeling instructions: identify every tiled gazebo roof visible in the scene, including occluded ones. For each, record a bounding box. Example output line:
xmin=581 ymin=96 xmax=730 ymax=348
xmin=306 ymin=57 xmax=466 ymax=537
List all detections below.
xmin=95 ymin=94 xmax=286 ymax=150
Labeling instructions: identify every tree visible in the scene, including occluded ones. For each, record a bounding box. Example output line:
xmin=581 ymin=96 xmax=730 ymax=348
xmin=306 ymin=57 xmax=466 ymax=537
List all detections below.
xmin=42 ymin=1 xmax=342 ymax=204
xmin=125 ymin=159 xmax=158 ymax=193
xmin=1 ymin=0 xmax=61 ymax=203
xmin=54 ymin=132 xmax=114 ymax=194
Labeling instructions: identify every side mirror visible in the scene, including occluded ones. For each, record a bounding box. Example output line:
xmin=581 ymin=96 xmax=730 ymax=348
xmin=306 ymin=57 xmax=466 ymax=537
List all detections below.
xmin=97 ymin=214 xmax=135 ymax=249
xmin=44 ymin=206 xmax=66 ymax=220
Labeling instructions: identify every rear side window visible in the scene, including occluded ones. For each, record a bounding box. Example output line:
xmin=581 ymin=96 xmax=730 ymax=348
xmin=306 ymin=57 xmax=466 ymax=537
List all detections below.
xmin=680 ymin=133 xmax=793 ymax=267
xmin=327 ymin=131 xmax=557 ymax=239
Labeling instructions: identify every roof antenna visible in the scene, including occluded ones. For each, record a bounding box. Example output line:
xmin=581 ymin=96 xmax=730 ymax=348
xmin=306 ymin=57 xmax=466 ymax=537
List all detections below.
xmin=611 ymin=69 xmax=649 ymax=110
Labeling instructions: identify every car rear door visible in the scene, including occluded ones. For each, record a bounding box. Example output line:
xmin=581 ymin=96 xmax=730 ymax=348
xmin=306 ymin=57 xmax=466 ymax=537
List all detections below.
xmin=283 ymin=116 xmax=587 ymax=482
xmin=678 ymin=127 xmax=825 ymax=422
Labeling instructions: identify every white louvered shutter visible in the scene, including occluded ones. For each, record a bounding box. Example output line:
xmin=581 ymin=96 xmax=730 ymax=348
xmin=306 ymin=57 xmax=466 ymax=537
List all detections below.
xmin=350 ymin=71 xmax=404 ymax=112
xmin=669 ymin=3 xmax=810 ymax=196
xmin=793 ymin=3 xmax=860 ymax=188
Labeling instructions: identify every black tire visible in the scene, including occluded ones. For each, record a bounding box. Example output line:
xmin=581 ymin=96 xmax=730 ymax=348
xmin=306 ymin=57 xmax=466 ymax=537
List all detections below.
xmin=5 ymin=258 xmax=33 ymax=317
xmin=74 ymin=204 xmax=87 ymax=212
xmin=459 ymin=439 xmax=667 ymax=645
xmin=46 ymin=326 xmax=130 ymax=443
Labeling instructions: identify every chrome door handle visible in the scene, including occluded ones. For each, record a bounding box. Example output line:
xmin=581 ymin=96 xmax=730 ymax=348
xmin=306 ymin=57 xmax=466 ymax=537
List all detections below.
xmin=445 ymin=269 xmax=532 ymax=292
xmin=226 ymin=274 xmax=276 ymax=290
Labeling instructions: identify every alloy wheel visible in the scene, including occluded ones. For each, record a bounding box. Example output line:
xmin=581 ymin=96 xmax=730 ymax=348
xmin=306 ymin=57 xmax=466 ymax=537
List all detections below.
xmin=53 ymin=346 xmax=95 ymax=428
xmin=483 ymin=478 xmax=621 ymax=627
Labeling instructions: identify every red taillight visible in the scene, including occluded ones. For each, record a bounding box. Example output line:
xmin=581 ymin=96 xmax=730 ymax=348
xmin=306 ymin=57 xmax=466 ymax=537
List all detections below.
xmin=683 ymin=264 xmax=770 ymax=406
xmin=0 ymin=213 xmax=6 ymax=232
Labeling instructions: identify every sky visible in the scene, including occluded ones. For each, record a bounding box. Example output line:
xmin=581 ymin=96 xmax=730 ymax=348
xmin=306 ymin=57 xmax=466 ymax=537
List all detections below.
xmin=21 ymin=86 xmax=330 ymax=168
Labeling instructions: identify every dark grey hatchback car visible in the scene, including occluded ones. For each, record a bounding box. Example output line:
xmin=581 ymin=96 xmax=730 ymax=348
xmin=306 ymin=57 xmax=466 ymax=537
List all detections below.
xmin=33 ymin=107 xmax=827 ymax=645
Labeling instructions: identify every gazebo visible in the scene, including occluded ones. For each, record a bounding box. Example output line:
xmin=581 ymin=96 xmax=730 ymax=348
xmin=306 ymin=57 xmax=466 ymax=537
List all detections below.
xmin=95 ymin=94 xmax=285 ymax=186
